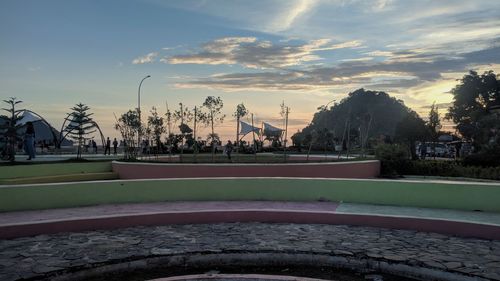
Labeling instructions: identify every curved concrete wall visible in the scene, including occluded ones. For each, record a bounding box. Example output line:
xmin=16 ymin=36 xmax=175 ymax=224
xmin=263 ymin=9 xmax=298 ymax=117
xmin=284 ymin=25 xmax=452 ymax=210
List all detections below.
xmin=112 ymin=160 xmax=381 ymax=179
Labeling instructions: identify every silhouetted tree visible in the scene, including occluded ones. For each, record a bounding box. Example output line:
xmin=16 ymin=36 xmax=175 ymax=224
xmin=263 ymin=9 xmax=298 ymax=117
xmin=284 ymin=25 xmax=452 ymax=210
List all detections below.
xmin=174 ymin=103 xmax=193 ymax=161
xmin=446 ymin=70 xmax=500 ymax=150
xmin=147 ymin=107 xmax=165 ymax=155
xmin=65 ymin=103 xmax=97 ymax=159
xmin=395 ymin=111 xmax=428 ymax=160
xmin=233 ymin=103 xmax=248 ymax=154
xmin=115 ymin=109 xmax=141 ymax=159
xmin=293 ymin=89 xmax=414 ymax=154
xmin=1 ymin=97 xmax=24 ymax=162
xmin=428 ymin=102 xmax=442 ymax=139
xmin=200 ymin=96 xmax=225 ymax=161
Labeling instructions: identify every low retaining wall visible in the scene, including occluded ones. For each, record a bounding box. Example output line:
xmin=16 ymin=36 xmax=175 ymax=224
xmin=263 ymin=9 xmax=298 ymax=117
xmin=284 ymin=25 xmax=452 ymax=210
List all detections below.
xmin=2 ymin=178 xmax=500 ymax=212
xmin=2 ymin=210 xmax=499 ymax=240
xmin=112 ymin=160 xmax=381 ymax=179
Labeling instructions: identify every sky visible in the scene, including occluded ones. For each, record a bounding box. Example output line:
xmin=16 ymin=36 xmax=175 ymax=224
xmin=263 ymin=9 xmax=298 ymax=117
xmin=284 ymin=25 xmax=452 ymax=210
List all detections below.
xmin=1 ymin=0 xmax=499 ymax=141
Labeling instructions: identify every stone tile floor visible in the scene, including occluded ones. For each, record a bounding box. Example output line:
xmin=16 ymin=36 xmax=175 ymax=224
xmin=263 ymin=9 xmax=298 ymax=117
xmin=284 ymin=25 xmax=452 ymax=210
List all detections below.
xmin=1 ymin=223 xmax=499 ymax=281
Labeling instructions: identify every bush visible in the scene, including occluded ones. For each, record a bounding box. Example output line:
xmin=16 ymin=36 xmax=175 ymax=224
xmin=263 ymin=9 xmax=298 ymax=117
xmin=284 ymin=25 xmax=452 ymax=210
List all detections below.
xmin=397 ymin=160 xmax=500 ymax=180
xmin=375 ymin=143 xmax=500 ymax=180
xmin=463 ymin=145 xmax=500 ymax=167
xmin=375 ymin=144 xmax=410 ymax=176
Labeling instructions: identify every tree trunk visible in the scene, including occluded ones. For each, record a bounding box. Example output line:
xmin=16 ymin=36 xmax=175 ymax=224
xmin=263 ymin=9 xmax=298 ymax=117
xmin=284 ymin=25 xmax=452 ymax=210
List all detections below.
xmin=193 ymin=106 xmax=197 ymax=162
xmin=283 ymin=107 xmax=289 ymax=163
xmin=236 ymin=116 xmax=240 ymax=162
xmin=180 ymin=104 xmax=184 ymax=163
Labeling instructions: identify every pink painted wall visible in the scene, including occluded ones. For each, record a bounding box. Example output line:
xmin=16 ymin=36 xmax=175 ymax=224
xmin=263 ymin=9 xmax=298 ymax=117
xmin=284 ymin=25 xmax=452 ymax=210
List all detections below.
xmin=112 ymin=160 xmax=380 ymax=179
xmin=2 ymin=211 xmax=498 ymax=240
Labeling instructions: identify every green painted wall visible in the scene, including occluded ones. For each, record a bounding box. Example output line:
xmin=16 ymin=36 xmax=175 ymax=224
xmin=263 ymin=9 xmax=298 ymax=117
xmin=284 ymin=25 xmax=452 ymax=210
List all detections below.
xmin=0 ymin=162 xmax=112 ymax=179
xmin=0 ymin=178 xmax=499 ymax=212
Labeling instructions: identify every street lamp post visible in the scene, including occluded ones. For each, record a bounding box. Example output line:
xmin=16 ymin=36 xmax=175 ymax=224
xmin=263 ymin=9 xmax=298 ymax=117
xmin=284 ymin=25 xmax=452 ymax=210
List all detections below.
xmin=137 ymin=75 xmax=151 ymax=151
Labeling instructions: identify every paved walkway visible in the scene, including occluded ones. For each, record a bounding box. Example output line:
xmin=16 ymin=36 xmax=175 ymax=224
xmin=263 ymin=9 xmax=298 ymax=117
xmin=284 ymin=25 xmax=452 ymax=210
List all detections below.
xmin=1 ymin=223 xmax=499 ymax=281
xmin=1 ymin=201 xmax=499 ymax=240
xmin=1 ymin=201 xmax=500 ymax=280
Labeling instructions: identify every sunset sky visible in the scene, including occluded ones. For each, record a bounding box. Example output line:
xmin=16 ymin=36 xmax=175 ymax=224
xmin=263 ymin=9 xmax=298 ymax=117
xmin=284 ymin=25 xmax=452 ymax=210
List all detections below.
xmin=1 ymin=0 xmax=499 ymax=141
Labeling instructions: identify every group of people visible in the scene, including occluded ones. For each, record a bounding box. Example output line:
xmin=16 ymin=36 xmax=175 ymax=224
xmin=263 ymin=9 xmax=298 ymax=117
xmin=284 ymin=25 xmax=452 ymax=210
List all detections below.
xmin=95 ymin=137 xmax=119 ymax=155
xmin=6 ymin=124 xmax=234 ymax=160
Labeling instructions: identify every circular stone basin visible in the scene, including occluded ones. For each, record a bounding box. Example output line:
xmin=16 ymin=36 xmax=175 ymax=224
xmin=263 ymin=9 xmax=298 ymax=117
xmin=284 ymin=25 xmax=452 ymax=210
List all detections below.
xmin=148 ymin=274 xmax=333 ymax=280
xmin=82 ymin=263 xmax=417 ymax=281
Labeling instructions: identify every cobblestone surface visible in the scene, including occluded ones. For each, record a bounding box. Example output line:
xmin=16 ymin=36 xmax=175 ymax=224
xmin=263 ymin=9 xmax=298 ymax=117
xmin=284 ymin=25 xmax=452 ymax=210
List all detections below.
xmin=0 ymin=223 xmax=499 ymax=280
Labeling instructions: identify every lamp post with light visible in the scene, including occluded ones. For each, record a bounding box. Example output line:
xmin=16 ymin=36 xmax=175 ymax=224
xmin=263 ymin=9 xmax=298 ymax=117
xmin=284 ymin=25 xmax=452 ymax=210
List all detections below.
xmin=137 ymin=75 xmax=151 ymax=151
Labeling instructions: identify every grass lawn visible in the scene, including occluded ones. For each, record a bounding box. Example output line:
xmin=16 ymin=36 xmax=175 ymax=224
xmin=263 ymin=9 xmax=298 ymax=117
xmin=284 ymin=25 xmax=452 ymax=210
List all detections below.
xmin=0 ymin=161 xmax=113 ymax=184
xmin=1 ymin=178 xmax=499 ymax=212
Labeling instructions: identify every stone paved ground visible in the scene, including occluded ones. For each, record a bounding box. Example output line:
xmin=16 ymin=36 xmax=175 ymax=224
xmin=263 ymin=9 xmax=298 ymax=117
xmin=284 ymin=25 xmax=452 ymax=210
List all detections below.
xmin=0 ymin=223 xmax=499 ymax=281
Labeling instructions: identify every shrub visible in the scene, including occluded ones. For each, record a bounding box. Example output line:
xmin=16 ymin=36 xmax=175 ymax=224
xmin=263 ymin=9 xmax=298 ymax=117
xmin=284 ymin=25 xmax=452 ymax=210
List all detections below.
xmin=399 ymin=160 xmax=500 ymax=180
xmin=375 ymin=143 xmax=500 ymax=180
xmin=463 ymin=145 xmax=500 ymax=167
xmin=375 ymin=143 xmax=410 ymax=176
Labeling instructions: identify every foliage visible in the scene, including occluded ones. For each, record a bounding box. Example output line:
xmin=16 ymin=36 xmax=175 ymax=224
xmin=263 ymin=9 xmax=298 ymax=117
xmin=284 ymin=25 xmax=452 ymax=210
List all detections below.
xmin=375 ymin=143 xmax=410 ymax=176
xmin=446 ymin=70 xmax=500 ymax=150
xmin=173 ymin=103 xmax=193 ymax=160
xmin=376 ymin=142 xmax=500 ymax=179
xmin=395 ymin=110 xmax=428 ymax=160
xmin=293 ymin=89 xmax=416 ymax=151
xmin=114 ymin=109 xmax=142 ymax=159
xmin=164 ymin=102 xmax=174 ymax=143
xmin=0 ymin=98 xmax=24 ymax=161
xmin=147 ymin=107 xmax=165 ymax=152
xmin=234 ymin=103 xmax=248 ymax=120
xmin=291 ymin=129 xmax=304 ymax=148
xmin=200 ymin=96 xmax=225 ymax=160
xmin=64 ymin=103 xmax=97 ymax=159
xmin=191 ymin=106 xmax=205 ymax=154
xmin=427 ymin=102 xmax=442 ymax=141
xmin=399 ymin=160 xmax=500 ymax=181
xmin=178 ymin=123 xmax=193 ymax=135
xmin=206 ymin=133 xmax=220 ymax=145
xmin=463 ymin=145 xmax=500 ymax=167
xmin=314 ymin=127 xmax=334 ymax=152
xmin=233 ymin=103 xmax=248 ymax=152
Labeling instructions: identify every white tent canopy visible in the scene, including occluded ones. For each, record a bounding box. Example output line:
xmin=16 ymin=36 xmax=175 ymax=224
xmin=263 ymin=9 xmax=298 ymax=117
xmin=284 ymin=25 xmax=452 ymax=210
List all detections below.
xmin=263 ymin=122 xmax=283 ymax=132
xmin=13 ymin=110 xmax=73 ymax=146
xmin=240 ymin=121 xmax=261 ymax=136
xmin=17 ymin=110 xmax=42 ymax=126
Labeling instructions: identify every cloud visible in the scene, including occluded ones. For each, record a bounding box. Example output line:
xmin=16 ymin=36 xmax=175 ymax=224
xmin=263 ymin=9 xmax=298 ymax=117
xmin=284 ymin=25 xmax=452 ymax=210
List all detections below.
xmin=132 ymin=52 xmax=158 ymax=64
xmin=340 ymin=57 xmax=373 ymax=62
xmin=365 ymin=50 xmax=393 ymax=57
xmin=371 ymin=0 xmax=393 ymax=12
xmin=165 ymin=37 xmax=363 ymax=69
xmin=174 ymin=44 xmax=500 ymax=92
xmin=420 ymin=102 xmax=453 ymax=109
xmin=269 ymin=0 xmax=319 ymax=32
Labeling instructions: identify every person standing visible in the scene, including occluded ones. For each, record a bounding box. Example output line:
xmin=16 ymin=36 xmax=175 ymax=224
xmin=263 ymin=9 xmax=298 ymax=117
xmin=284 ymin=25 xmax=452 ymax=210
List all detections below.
xmin=104 ymin=137 xmax=111 ymax=155
xmin=92 ymin=139 xmax=97 ymax=154
xmin=224 ymin=140 xmax=233 ymax=160
xmin=113 ymin=138 xmax=118 ymax=155
xmin=24 ymin=122 xmax=36 ymax=160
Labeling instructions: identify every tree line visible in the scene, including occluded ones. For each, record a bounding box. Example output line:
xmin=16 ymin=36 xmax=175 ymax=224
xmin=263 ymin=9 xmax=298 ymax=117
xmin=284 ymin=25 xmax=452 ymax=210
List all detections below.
xmin=291 ymin=70 xmax=500 ymax=163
